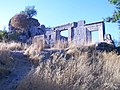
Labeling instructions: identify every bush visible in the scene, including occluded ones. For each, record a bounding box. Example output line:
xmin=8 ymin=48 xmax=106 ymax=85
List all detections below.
xmin=0 ymin=31 xmax=7 ymax=41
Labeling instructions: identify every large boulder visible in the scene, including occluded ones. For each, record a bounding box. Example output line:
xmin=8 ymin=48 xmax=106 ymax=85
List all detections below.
xmin=104 ymin=34 xmax=114 ymax=45
xmin=96 ymin=34 xmax=115 ymax=52
xmin=8 ymin=14 xmax=46 ymax=43
xmin=9 ymin=14 xmax=40 ymax=32
xmin=96 ymin=42 xmax=115 ymax=52
xmin=10 ymin=14 xmax=29 ymax=31
xmin=28 ymin=18 xmax=40 ymax=27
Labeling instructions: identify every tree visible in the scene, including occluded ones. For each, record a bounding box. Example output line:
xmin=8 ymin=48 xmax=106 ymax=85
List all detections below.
xmin=106 ymin=0 xmax=120 ymax=23
xmin=20 ymin=6 xmax=37 ymax=18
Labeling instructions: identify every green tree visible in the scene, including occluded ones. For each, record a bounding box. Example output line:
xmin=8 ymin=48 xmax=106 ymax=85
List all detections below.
xmin=0 ymin=30 xmax=7 ymax=41
xmin=20 ymin=6 xmax=37 ymax=18
xmin=106 ymin=0 xmax=120 ymax=23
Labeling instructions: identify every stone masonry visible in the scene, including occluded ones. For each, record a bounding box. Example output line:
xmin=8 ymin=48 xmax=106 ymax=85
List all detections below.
xmin=45 ymin=20 xmax=105 ymax=46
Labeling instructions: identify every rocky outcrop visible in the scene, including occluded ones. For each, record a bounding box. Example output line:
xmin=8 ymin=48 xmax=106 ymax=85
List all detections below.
xmin=104 ymin=34 xmax=114 ymax=45
xmin=96 ymin=34 xmax=115 ymax=52
xmin=96 ymin=42 xmax=115 ymax=52
xmin=28 ymin=18 xmax=40 ymax=27
xmin=8 ymin=14 xmax=46 ymax=43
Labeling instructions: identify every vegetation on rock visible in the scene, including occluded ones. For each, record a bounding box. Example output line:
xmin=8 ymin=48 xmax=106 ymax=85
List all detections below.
xmin=20 ymin=6 xmax=37 ymax=18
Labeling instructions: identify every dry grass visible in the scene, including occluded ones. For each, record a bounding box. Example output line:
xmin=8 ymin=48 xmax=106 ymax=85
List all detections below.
xmin=53 ymin=40 xmax=68 ymax=49
xmin=0 ymin=41 xmax=27 ymax=67
xmin=0 ymin=41 xmax=26 ymax=51
xmin=7 ymin=42 xmax=24 ymax=50
xmin=0 ymin=43 xmax=12 ymax=66
xmin=24 ymin=39 xmax=44 ymax=65
xmin=24 ymin=40 xmax=44 ymax=56
xmin=0 ymin=42 xmax=12 ymax=79
xmin=0 ymin=41 xmax=27 ymax=79
xmin=17 ymin=45 xmax=120 ymax=90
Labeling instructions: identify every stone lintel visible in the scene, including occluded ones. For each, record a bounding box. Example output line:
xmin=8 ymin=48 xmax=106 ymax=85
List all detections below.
xmin=85 ymin=21 xmax=104 ymax=31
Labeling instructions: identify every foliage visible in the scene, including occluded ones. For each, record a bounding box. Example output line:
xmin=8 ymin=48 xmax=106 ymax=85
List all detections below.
xmin=7 ymin=32 xmax=20 ymax=41
xmin=106 ymin=0 xmax=120 ymax=23
xmin=0 ymin=30 xmax=7 ymax=41
xmin=20 ymin=6 xmax=37 ymax=18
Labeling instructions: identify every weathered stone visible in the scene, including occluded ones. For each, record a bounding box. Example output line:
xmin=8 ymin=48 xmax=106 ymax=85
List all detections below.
xmin=45 ymin=20 xmax=105 ymax=47
xmin=104 ymin=34 xmax=114 ymax=45
xmin=8 ymin=16 xmax=46 ymax=43
xmin=96 ymin=42 xmax=115 ymax=52
xmin=65 ymin=54 xmax=71 ymax=60
xmin=8 ymin=19 xmax=106 ymax=47
xmin=28 ymin=18 xmax=40 ymax=27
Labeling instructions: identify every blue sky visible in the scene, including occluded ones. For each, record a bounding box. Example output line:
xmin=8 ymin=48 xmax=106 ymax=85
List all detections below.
xmin=0 ymin=0 xmax=119 ymax=41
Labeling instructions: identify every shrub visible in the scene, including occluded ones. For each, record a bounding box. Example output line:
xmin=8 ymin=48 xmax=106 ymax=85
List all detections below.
xmin=0 ymin=31 xmax=7 ymax=41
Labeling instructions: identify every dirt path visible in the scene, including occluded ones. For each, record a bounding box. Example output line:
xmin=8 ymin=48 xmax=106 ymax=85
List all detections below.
xmin=0 ymin=51 xmax=32 ymax=90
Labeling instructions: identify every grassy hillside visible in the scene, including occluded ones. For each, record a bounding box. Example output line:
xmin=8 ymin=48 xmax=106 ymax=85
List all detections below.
xmin=0 ymin=41 xmax=120 ymax=90
xmin=17 ymin=45 xmax=120 ymax=90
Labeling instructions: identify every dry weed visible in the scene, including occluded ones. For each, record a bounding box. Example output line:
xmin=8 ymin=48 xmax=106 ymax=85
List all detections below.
xmin=53 ymin=40 xmax=68 ymax=49
xmin=24 ymin=38 xmax=44 ymax=66
xmin=17 ymin=46 xmax=120 ymax=90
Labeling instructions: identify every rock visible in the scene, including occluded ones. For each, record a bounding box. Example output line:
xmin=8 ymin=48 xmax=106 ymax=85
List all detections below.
xmin=8 ymin=15 xmax=46 ymax=43
xmin=96 ymin=34 xmax=115 ymax=52
xmin=104 ymin=34 xmax=115 ymax=45
xmin=28 ymin=18 xmax=40 ymax=27
xmin=65 ymin=54 xmax=71 ymax=60
xmin=10 ymin=14 xmax=29 ymax=30
xmin=96 ymin=42 xmax=115 ymax=52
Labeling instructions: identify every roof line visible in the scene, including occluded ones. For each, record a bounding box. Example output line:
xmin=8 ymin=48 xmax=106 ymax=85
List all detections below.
xmin=85 ymin=21 xmax=104 ymax=26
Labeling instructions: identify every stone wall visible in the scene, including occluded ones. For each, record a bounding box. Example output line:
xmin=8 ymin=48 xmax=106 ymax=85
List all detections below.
xmin=45 ymin=20 xmax=105 ymax=47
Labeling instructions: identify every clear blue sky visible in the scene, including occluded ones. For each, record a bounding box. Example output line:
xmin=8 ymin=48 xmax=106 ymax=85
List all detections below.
xmin=0 ymin=0 xmax=119 ymax=41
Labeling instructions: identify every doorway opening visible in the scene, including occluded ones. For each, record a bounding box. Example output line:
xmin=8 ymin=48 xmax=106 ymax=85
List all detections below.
xmin=91 ymin=31 xmax=99 ymax=43
xmin=61 ymin=30 xmax=68 ymax=37
xmin=60 ymin=30 xmax=68 ymax=41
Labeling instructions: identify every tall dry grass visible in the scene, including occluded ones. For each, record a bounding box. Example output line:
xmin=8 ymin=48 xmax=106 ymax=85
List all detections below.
xmin=24 ymin=38 xmax=44 ymax=66
xmin=0 ymin=46 xmax=11 ymax=66
xmin=17 ymin=46 xmax=120 ymax=90
xmin=0 ymin=41 xmax=27 ymax=79
xmin=53 ymin=40 xmax=68 ymax=49
xmin=0 ymin=41 xmax=26 ymax=51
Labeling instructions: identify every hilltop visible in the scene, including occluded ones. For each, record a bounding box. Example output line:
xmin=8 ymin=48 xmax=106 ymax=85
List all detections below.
xmin=0 ymin=41 xmax=120 ymax=90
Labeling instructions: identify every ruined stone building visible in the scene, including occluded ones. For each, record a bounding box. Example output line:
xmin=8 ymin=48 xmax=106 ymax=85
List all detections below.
xmin=45 ymin=20 xmax=105 ymax=46
xmin=8 ymin=17 xmax=106 ymax=47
